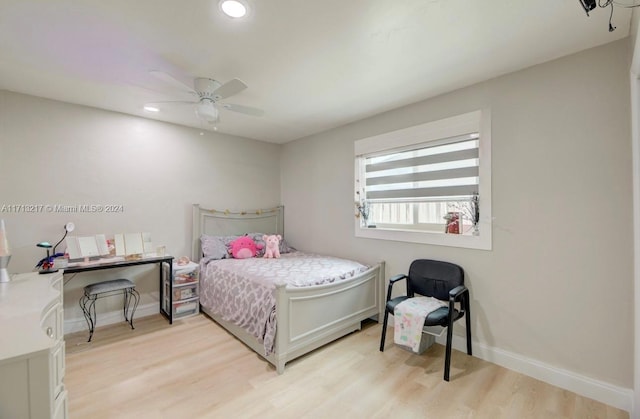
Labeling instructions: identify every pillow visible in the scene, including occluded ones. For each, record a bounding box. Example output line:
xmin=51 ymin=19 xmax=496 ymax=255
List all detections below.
xmin=200 ymin=234 xmax=238 ymax=260
xmin=280 ymin=237 xmax=296 ymax=253
xmin=246 ymin=233 xmax=266 ymax=257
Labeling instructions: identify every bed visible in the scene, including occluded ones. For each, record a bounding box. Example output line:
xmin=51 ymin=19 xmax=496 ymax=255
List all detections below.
xmin=192 ymin=204 xmax=385 ymax=373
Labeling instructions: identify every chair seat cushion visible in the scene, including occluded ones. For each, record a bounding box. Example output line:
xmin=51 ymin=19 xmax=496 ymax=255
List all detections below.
xmin=424 ymin=306 xmax=460 ymax=326
xmin=84 ymin=278 xmax=135 ymax=295
xmin=388 ymin=297 xmax=461 ymax=327
xmin=386 ymin=296 xmax=410 ymax=313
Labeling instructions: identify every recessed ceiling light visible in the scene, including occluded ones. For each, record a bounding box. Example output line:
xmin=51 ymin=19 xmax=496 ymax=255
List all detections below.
xmin=220 ymin=0 xmax=247 ymax=18
xmin=143 ymin=105 xmax=159 ymax=112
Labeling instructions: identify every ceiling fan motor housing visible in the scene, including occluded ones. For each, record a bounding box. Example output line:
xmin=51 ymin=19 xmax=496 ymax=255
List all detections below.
xmin=195 ymin=78 xmax=222 ymax=99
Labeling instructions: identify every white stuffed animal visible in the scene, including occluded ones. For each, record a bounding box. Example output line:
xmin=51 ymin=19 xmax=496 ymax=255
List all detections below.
xmin=262 ymin=234 xmax=282 ymax=258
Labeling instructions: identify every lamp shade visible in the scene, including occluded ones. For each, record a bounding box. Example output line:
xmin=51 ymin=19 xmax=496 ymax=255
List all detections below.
xmin=0 ymin=219 xmax=9 ymax=256
xmin=195 ymin=101 xmax=219 ymax=122
xmin=0 ymin=220 xmax=11 ymax=282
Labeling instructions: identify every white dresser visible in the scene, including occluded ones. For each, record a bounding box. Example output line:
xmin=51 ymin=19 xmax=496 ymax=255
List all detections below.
xmin=0 ymin=271 xmax=68 ymax=419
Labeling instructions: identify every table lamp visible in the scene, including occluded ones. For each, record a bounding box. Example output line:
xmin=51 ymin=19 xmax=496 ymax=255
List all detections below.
xmin=0 ymin=219 xmax=10 ymax=282
xmin=52 ymin=222 xmax=75 ymax=256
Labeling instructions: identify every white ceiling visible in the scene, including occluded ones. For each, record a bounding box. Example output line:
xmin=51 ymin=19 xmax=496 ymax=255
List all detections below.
xmin=0 ymin=0 xmax=632 ymax=144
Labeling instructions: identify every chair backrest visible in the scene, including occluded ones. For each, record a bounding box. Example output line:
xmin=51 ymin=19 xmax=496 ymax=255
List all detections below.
xmin=407 ymin=259 xmax=464 ymax=301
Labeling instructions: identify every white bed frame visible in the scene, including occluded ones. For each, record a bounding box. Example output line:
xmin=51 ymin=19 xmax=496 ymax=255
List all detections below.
xmin=192 ymin=204 xmax=385 ymax=373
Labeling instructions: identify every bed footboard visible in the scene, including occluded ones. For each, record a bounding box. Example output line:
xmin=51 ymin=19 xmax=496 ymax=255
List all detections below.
xmin=273 ymin=261 xmax=385 ymax=373
xmin=200 ymin=261 xmax=385 ymax=374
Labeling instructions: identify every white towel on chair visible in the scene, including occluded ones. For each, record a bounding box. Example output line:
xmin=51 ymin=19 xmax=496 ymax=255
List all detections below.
xmin=394 ymin=296 xmax=447 ymax=353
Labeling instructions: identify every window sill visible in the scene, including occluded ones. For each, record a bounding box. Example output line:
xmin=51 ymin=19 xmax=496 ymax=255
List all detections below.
xmin=354 ymin=223 xmax=492 ymax=250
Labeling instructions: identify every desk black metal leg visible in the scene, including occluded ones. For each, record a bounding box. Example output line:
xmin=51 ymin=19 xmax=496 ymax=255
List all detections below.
xmin=168 ymin=267 xmax=173 ymax=324
xmin=160 ymin=261 xmax=174 ymax=324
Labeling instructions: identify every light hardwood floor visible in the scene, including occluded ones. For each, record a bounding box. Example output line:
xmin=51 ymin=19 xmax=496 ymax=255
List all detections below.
xmin=65 ymin=314 xmax=629 ymax=419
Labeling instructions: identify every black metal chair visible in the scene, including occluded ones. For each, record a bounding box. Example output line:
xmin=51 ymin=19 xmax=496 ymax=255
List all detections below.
xmin=379 ymin=259 xmax=472 ymax=381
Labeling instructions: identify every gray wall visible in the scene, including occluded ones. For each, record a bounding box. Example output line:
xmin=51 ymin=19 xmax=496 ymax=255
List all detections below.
xmin=281 ymin=39 xmax=633 ymax=388
xmin=0 ymin=90 xmax=280 ymax=322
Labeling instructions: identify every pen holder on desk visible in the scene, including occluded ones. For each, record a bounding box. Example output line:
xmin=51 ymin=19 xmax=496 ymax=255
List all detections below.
xmin=36 ymin=242 xmax=58 ymax=274
xmin=0 ymin=255 xmax=10 ymax=283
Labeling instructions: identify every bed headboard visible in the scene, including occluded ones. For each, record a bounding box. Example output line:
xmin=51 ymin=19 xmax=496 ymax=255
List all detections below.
xmin=192 ymin=204 xmax=284 ymax=261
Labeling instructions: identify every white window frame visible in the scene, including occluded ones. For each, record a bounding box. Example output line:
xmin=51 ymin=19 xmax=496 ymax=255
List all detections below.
xmin=354 ymin=110 xmax=492 ymax=250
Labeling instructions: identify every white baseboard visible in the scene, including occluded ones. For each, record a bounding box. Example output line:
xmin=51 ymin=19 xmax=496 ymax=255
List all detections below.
xmin=64 ymin=302 xmax=159 ymax=335
xmin=437 ymin=333 xmax=633 ymax=413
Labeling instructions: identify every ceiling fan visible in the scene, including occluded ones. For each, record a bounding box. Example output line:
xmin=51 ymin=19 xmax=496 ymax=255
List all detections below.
xmin=146 ymin=70 xmax=264 ymax=123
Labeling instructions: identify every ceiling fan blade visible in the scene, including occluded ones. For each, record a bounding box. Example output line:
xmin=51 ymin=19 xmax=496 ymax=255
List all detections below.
xmin=149 ymin=70 xmax=197 ymax=95
xmin=145 ymin=100 xmax=198 ymax=106
xmin=212 ymin=79 xmax=248 ymax=100
xmin=220 ymin=102 xmax=264 ymax=117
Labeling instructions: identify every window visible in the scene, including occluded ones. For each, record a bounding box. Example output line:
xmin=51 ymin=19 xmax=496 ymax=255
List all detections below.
xmin=354 ymin=110 xmax=491 ymax=250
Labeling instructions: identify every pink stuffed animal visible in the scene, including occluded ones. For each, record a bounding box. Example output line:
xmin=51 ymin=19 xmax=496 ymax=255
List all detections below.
xmin=229 ymin=236 xmax=263 ymax=259
xmin=262 ymin=234 xmax=282 ymax=258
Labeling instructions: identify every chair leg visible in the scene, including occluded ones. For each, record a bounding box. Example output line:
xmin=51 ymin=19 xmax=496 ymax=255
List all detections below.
xmin=444 ymin=327 xmax=454 ymax=381
xmin=128 ymin=288 xmax=140 ymax=330
xmin=465 ymin=297 xmax=472 ymax=356
xmin=379 ymin=310 xmax=390 ymax=352
xmin=123 ymin=289 xmax=130 ymax=322
xmin=87 ymin=297 xmax=98 ymax=343
xmin=444 ymin=309 xmax=455 ymax=381
xmin=79 ymin=294 xmax=94 ymax=343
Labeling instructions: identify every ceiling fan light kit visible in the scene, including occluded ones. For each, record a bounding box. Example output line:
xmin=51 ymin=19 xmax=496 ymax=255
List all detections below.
xmin=195 ymin=100 xmax=219 ymax=122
